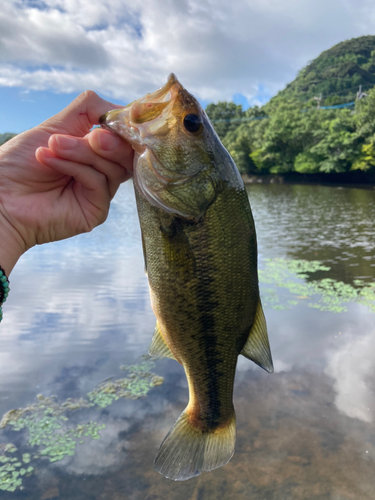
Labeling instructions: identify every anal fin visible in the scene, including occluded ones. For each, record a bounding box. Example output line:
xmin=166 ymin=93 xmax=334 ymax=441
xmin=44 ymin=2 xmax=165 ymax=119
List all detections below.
xmin=149 ymin=322 xmax=177 ymax=362
xmin=241 ymin=300 xmax=274 ymax=373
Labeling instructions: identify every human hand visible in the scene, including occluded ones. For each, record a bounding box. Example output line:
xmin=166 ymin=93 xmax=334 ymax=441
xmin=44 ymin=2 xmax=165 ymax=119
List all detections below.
xmin=0 ymin=91 xmax=133 ymax=274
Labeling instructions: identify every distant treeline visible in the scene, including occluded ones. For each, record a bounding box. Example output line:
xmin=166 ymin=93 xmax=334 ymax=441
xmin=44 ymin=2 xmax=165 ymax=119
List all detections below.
xmin=3 ymin=87 xmax=375 ymax=179
xmin=205 ymin=87 xmax=375 ymax=176
xmin=0 ymin=133 xmax=16 ymax=146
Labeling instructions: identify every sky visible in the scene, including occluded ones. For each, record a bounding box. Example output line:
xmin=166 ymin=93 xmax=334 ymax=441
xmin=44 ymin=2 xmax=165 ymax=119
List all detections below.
xmin=1 ymin=0 xmax=375 ymax=132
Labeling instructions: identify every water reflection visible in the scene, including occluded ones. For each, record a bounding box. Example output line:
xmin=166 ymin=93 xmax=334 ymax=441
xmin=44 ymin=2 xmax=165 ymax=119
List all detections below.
xmin=0 ymin=182 xmax=374 ymax=498
xmin=326 ymin=326 xmax=375 ymax=423
xmin=250 ymin=184 xmax=375 ymax=283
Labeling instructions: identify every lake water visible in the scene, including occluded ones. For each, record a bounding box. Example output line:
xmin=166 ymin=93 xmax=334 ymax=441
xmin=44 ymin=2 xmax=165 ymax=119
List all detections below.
xmin=0 ymin=181 xmax=374 ymax=499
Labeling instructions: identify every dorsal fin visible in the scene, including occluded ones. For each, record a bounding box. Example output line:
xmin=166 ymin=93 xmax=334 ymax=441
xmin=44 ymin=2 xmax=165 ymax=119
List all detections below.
xmin=241 ymin=300 xmax=274 ymax=373
xmin=149 ymin=322 xmax=178 ymax=361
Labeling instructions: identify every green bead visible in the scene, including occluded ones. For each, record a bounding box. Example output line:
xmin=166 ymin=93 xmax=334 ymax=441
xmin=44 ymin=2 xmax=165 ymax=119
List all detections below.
xmin=0 ymin=270 xmax=3 ymax=277
xmin=0 ymin=276 xmax=6 ymax=283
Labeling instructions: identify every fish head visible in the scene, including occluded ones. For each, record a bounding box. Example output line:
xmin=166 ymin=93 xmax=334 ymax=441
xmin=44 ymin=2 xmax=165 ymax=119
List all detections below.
xmin=100 ymin=74 xmax=224 ymax=219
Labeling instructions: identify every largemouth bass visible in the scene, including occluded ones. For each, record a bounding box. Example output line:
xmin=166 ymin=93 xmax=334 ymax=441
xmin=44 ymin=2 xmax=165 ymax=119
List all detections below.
xmin=100 ymin=74 xmax=273 ymax=481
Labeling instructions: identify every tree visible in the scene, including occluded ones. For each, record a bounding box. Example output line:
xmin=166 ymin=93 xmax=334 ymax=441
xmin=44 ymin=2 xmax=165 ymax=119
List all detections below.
xmin=310 ymin=110 xmax=361 ymax=173
xmin=205 ymin=102 xmax=244 ymax=139
xmin=223 ymin=128 xmax=257 ymax=175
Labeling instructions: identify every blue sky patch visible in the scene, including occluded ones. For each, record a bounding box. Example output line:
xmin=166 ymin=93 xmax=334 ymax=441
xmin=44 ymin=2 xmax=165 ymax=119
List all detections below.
xmin=0 ymin=87 xmax=127 ymax=133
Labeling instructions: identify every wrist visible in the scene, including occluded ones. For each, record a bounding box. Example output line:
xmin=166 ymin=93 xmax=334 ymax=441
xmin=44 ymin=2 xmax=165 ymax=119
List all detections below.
xmin=0 ymin=215 xmax=26 ymax=276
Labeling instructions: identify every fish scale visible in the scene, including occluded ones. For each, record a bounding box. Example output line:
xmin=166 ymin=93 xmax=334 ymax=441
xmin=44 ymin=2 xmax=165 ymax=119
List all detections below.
xmin=100 ymin=73 xmax=273 ymax=481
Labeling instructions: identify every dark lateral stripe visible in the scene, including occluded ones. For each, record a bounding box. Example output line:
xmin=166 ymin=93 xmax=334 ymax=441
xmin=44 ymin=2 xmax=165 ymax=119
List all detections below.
xmin=196 ymin=266 xmax=223 ymax=428
xmin=179 ymin=215 xmax=229 ymax=429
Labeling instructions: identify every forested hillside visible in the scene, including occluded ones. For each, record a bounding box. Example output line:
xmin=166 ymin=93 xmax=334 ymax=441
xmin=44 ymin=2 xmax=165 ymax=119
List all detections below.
xmin=274 ymin=35 xmax=375 ymax=106
xmin=206 ymin=36 xmax=375 ymax=178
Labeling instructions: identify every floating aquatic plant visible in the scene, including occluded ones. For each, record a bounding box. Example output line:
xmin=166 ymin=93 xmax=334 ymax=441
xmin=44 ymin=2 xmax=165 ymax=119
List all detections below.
xmin=0 ymin=395 xmax=106 ymax=472
xmin=259 ymin=258 xmax=375 ymax=313
xmin=88 ymin=360 xmax=164 ymax=408
xmin=0 ymin=444 xmax=33 ymax=492
xmin=0 ymin=359 xmax=164 ymax=492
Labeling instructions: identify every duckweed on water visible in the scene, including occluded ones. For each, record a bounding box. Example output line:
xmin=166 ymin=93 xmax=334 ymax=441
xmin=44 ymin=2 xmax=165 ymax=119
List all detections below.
xmin=0 ymin=359 xmax=164 ymax=492
xmin=88 ymin=360 xmax=164 ymax=408
xmin=0 ymin=444 xmax=33 ymax=492
xmin=259 ymin=258 xmax=375 ymax=313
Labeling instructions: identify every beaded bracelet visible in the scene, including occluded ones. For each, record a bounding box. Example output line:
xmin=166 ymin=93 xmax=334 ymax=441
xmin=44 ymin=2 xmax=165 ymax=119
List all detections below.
xmin=0 ymin=266 xmax=10 ymax=323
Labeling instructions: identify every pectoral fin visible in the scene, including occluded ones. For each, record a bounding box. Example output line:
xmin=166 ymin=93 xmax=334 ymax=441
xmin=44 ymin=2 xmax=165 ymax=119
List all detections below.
xmin=241 ymin=300 xmax=274 ymax=373
xmin=149 ymin=322 xmax=178 ymax=362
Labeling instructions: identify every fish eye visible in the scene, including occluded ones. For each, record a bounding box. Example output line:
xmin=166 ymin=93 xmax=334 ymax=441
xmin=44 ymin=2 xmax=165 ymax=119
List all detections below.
xmin=183 ymin=114 xmax=203 ymax=134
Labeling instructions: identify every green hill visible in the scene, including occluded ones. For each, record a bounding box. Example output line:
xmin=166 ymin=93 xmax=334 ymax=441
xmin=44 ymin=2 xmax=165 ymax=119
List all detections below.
xmin=272 ymin=35 xmax=375 ymax=107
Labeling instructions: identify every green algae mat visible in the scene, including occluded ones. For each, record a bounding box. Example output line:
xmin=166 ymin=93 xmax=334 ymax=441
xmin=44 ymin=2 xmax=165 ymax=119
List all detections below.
xmin=0 ymin=360 xmax=163 ymax=492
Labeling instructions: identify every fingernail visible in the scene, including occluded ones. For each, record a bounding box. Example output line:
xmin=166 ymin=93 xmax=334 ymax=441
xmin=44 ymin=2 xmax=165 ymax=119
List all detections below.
xmin=36 ymin=147 xmax=55 ymax=159
xmin=99 ymin=132 xmax=120 ymax=151
xmin=40 ymin=148 xmax=55 ymax=158
xmin=55 ymin=135 xmax=77 ymax=150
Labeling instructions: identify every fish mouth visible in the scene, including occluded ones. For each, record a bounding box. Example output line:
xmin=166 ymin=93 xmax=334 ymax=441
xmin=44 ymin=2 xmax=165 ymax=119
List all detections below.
xmin=99 ymin=73 xmax=183 ymax=152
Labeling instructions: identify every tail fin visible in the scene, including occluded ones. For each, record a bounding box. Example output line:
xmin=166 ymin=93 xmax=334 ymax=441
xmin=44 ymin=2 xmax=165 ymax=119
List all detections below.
xmin=153 ymin=409 xmax=236 ymax=481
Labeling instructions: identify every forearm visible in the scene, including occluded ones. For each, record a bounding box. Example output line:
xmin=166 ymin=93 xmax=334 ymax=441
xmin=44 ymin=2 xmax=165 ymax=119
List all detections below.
xmin=0 ymin=218 xmax=26 ymax=276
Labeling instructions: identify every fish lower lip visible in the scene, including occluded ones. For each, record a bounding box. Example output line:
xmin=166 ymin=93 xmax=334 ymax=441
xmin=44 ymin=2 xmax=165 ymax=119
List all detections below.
xmin=99 ymin=114 xmax=117 ymax=134
xmin=99 ymin=121 xmax=113 ymax=133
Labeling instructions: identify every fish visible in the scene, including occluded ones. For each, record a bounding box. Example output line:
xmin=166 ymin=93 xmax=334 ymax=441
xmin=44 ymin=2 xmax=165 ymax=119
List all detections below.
xmin=100 ymin=74 xmax=273 ymax=481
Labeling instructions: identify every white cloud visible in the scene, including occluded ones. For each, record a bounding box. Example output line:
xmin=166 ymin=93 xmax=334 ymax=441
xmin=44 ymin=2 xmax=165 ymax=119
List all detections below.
xmin=1 ymin=0 xmax=374 ymax=103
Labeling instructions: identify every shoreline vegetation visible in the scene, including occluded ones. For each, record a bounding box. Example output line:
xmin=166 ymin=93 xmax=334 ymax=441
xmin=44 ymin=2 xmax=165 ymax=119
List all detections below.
xmin=205 ymin=36 xmax=375 ymax=185
xmin=204 ymin=94 xmax=375 ymax=185
xmin=242 ymin=171 xmax=375 ymax=187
